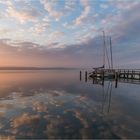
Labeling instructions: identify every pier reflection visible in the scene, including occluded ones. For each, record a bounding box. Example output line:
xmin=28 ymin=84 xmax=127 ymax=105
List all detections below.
xmin=80 ymin=71 xmax=140 ymax=87
xmin=80 ymin=70 xmax=140 ymax=116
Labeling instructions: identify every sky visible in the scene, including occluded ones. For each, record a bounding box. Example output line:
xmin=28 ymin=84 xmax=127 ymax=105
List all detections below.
xmin=0 ymin=0 xmax=140 ymax=68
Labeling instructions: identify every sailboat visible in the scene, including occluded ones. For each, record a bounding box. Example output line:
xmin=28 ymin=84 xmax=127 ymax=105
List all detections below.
xmin=89 ymin=31 xmax=115 ymax=79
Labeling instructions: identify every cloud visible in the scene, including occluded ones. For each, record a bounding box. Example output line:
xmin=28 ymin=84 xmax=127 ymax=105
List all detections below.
xmin=6 ymin=5 xmax=41 ymax=23
xmin=110 ymin=0 xmax=139 ymax=10
xmin=0 ymin=28 xmax=11 ymax=34
xmin=75 ymin=0 xmax=91 ymax=25
xmin=34 ymin=19 xmax=50 ymax=34
xmin=109 ymin=4 xmax=140 ymax=43
xmin=40 ymin=0 xmax=63 ymax=20
xmin=45 ymin=31 xmax=65 ymax=46
xmin=0 ymin=0 xmax=13 ymax=6
xmin=64 ymin=0 xmax=77 ymax=11
xmin=0 ymin=37 xmax=102 ymax=67
xmin=50 ymin=31 xmax=64 ymax=37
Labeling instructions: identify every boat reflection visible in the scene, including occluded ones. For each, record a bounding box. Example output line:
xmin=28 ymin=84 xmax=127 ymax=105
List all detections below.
xmin=90 ymin=78 xmax=113 ymax=115
xmin=101 ymin=81 xmax=112 ymax=115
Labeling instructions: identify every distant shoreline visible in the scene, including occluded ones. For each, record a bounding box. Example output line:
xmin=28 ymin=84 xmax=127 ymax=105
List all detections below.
xmin=0 ymin=67 xmax=80 ymax=70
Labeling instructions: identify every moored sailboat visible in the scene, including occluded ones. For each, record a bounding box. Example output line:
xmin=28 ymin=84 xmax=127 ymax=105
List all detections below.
xmin=89 ymin=32 xmax=114 ymax=79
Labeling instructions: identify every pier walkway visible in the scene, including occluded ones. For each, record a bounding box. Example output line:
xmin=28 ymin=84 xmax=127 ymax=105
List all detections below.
xmin=104 ymin=69 xmax=140 ymax=80
xmin=80 ymin=69 xmax=140 ymax=86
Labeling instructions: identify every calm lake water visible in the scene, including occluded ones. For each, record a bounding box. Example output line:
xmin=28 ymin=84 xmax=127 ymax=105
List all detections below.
xmin=0 ymin=70 xmax=140 ymax=139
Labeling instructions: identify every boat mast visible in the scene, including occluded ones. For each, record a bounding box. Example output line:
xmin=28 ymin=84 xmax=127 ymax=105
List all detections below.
xmin=102 ymin=31 xmax=106 ymax=69
xmin=103 ymin=31 xmax=110 ymax=69
xmin=110 ymin=37 xmax=113 ymax=69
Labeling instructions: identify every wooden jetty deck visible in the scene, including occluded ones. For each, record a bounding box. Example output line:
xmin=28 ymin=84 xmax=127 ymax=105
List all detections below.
xmin=105 ymin=69 xmax=140 ymax=80
xmin=80 ymin=69 xmax=140 ymax=88
xmin=80 ymin=69 xmax=140 ymax=82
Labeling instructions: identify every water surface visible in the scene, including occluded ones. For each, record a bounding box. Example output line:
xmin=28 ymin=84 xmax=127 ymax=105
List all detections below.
xmin=0 ymin=70 xmax=140 ymax=139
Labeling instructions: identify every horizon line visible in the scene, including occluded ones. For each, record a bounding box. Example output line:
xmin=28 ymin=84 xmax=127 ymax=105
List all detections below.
xmin=0 ymin=66 xmax=83 ymax=70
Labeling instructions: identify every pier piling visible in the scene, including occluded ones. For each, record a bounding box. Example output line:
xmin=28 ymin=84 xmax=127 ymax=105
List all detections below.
xmin=85 ymin=71 xmax=87 ymax=82
xmin=80 ymin=71 xmax=82 ymax=81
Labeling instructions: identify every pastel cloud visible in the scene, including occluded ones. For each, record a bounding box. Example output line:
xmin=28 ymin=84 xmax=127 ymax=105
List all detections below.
xmin=33 ymin=17 xmax=50 ymax=34
xmin=0 ymin=37 xmax=105 ymax=67
xmin=75 ymin=0 xmax=91 ymax=25
xmin=109 ymin=0 xmax=139 ymax=10
xmin=6 ymin=6 xmax=40 ymax=23
xmin=40 ymin=0 xmax=63 ymax=20
xmin=0 ymin=0 xmax=13 ymax=6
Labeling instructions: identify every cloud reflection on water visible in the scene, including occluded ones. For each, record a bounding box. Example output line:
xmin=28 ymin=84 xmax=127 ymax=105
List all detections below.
xmin=0 ymin=71 xmax=139 ymax=139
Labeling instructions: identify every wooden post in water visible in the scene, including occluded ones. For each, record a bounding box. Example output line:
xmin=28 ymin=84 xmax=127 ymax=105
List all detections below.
xmin=102 ymin=70 xmax=104 ymax=81
xmin=85 ymin=71 xmax=87 ymax=82
xmin=115 ymin=72 xmax=118 ymax=88
xmin=80 ymin=71 xmax=82 ymax=81
xmin=115 ymin=72 xmax=118 ymax=81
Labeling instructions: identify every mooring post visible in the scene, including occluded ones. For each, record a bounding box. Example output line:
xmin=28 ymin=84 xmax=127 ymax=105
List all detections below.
xmin=80 ymin=71 xmax=82 ymax=81
xmin=102 ymin=70 xmax=104 ymax=81
xmin=114 ymin=72 xmax=118 ymax=88
xmin=85 ymin=71 xmax=87 ymax=82
xmin=115 ymin=72 xmax=118 ymax=81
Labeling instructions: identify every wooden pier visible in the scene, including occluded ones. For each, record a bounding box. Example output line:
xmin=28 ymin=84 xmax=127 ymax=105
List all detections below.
xmin=80 ymin=69 xmax=140 ymax=82
xmin=104 ymin=69 xmax=140 ymax=80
